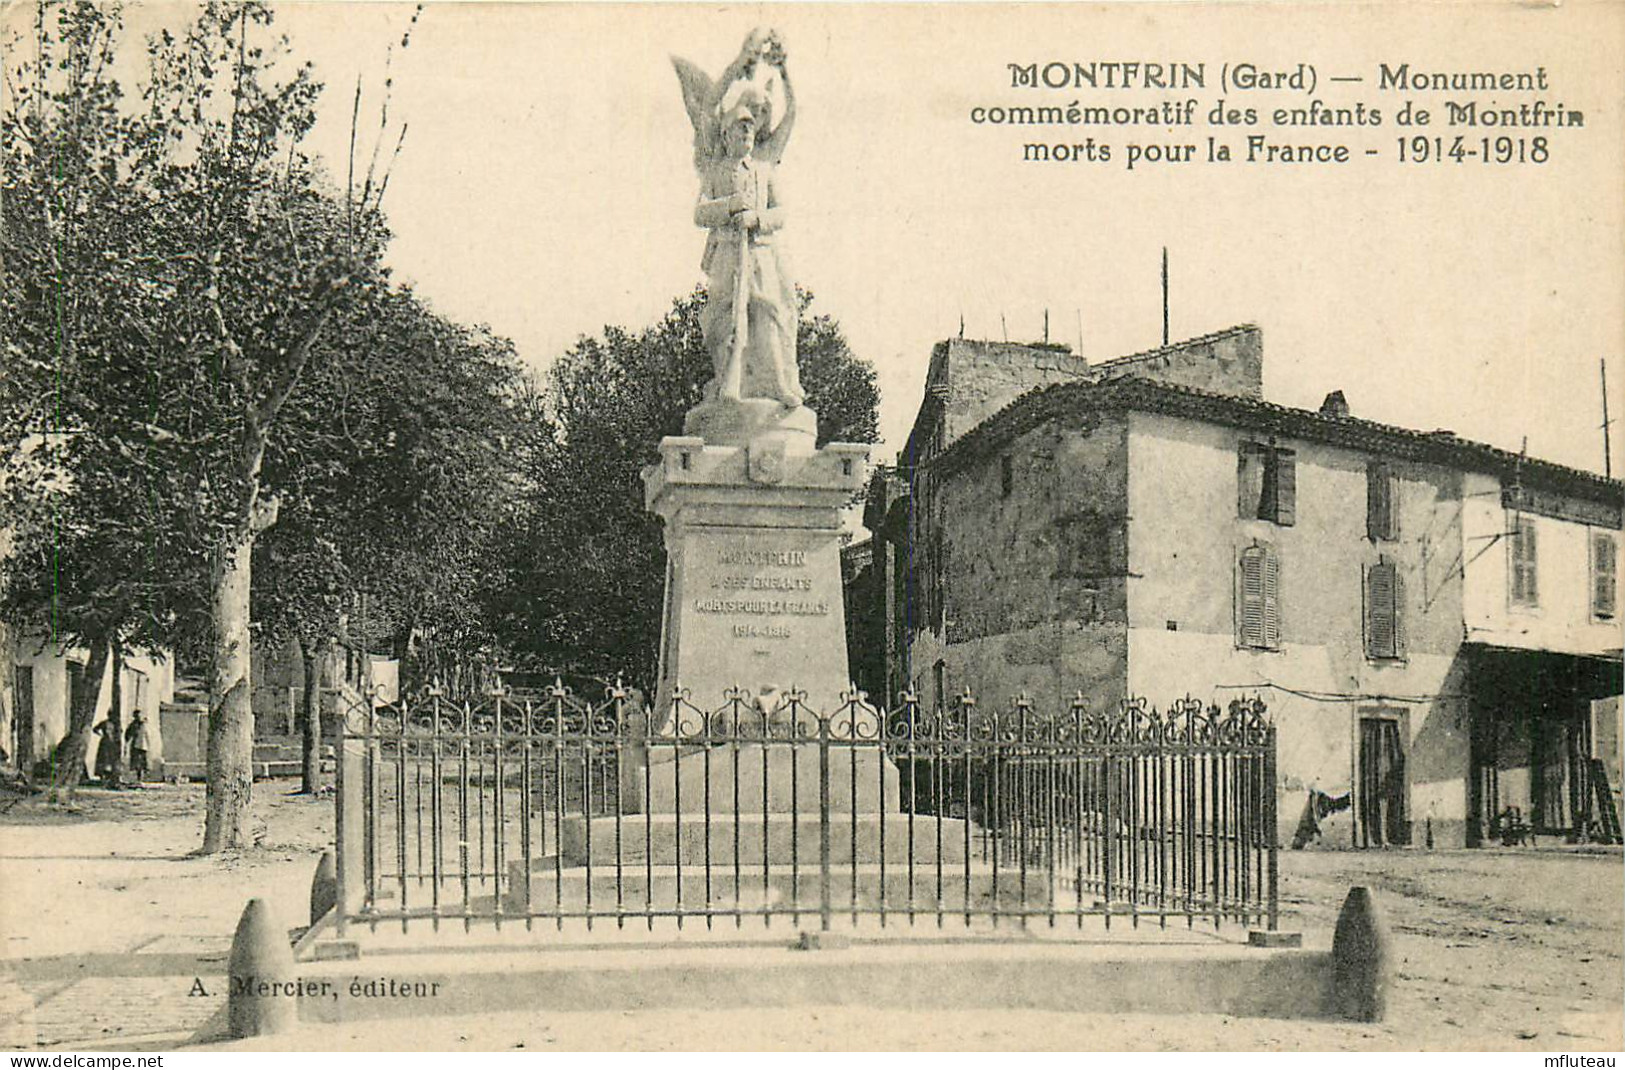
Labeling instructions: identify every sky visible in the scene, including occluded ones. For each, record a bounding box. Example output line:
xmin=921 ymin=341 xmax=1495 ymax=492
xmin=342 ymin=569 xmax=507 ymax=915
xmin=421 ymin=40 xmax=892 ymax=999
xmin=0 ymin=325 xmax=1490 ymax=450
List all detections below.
xmin=53 ymin=1 xmax=1625 ymax=477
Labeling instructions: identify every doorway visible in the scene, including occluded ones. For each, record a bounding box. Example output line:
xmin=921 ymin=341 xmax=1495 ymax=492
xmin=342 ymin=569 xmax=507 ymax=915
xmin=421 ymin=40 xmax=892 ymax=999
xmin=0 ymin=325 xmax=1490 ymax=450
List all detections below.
xmin=1359 ymin=712 xmax=1409 ymax=847
xmin=13 ymin=665 xmax=34 ymax=771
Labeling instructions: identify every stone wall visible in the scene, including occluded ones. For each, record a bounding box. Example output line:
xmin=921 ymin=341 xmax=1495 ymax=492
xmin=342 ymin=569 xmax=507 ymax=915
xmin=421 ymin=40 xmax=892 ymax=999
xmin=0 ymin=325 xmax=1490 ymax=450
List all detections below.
xmin=929 ymin=339 xmax=1091 ymax=449
xmin=906 ymin=412 xmax=1131 ymax=716
xmin=1091 ymin=324 xmax=1263 ymax=399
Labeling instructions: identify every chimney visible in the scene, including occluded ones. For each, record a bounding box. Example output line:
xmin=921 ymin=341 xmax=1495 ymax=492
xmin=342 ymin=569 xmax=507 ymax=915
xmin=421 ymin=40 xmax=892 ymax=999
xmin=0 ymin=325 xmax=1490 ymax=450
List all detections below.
xmin=1319 ymin=390 xmax=1350 ymax=418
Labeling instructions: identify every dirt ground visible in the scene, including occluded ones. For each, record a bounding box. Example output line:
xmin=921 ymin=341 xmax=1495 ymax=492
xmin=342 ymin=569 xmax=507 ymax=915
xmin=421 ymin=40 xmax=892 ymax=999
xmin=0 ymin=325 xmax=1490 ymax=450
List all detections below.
xmin=2 ymin=781 xmax=1621 ymax=1051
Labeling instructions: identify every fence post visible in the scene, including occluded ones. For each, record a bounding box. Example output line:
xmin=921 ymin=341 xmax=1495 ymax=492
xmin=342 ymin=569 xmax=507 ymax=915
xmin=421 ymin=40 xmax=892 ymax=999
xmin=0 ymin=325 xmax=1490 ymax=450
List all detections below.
xmin=818 ymin=709 xmax=832 ymax=933
xmin=365 ymin=689 xmax=380 ymax=908
xmin=619 ymin=696 xmax=647 ymax=815
xmin=333 ymin=693 xmax=348 ymax=938
xmin=1102 ymin=740 xmax=1115 ymax=920
xmin=332 ymin=689 xmax=367 ymax=936
xmin=1264 ymin=722 xmax=1279 ymax=931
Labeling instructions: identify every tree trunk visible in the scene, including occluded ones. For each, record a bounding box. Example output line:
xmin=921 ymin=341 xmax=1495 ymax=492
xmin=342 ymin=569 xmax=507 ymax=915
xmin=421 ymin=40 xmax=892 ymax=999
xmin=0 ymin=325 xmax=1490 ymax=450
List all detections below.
xmin=106 ymin=639 xmax=125 ymax=789
xmin=203 ymin=534 xmax=256 ymax=852
xmin=52 ymin=633 xmax=110 ymax=797
xmin=0 ymin=620 xmax=13 ymax=772
xmin=298 ymin=636 xmax=323 ymax=795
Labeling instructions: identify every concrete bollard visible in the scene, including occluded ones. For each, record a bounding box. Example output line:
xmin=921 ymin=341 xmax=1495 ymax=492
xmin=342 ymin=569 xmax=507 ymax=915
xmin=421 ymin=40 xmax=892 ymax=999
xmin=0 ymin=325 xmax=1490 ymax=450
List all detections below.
xmin=227 ymin=898 xmax=299 ymax=1038
xmin=309 ymin=850 xmax=337 ymax=925
xmin=1331 ymin=885 xmax=1391 ymax=1022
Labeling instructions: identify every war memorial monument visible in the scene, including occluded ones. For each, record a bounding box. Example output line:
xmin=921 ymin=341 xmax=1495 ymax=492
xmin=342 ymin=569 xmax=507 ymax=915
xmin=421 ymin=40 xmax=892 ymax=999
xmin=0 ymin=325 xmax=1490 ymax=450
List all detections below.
xmin=645 ymin=29 xmax=873 ymax=724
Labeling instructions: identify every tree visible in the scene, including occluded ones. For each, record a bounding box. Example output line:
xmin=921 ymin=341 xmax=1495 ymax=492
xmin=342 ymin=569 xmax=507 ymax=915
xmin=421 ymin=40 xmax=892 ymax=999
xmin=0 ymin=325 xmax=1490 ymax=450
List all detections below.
xmin=1 ymin=0 xmax=207 ymax=793
xmin=143 ymin=5 xmax=376 ymax=849
xmin=119 ymin=2 xmax=423 ymax=850
xmin=4 ymin=1 xmax=411 ymax=843
xmin=254 ymin=285 xmax=526 ymax=789
xmin=488 ymin=287 xmax=879 ymax=687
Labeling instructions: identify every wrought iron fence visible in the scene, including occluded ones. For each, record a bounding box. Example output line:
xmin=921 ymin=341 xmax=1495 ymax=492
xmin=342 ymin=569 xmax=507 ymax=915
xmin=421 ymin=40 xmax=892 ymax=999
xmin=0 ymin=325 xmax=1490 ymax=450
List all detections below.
xmin=331 ymin=684 xmax=1277 ymax=936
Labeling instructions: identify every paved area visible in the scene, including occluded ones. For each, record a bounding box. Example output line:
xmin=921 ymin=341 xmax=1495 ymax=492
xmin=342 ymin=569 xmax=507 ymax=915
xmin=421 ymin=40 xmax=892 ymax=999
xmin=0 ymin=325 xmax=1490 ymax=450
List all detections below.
xmin=2 ymin=782 xmax=1621 ymax=1050
xmin=2 ymin=783 xmax=330 ymax=1049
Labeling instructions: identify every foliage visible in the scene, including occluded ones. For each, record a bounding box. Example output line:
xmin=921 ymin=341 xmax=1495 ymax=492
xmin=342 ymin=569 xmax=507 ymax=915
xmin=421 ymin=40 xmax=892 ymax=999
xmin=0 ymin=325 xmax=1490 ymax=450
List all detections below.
xmin=0 ymin=1 xmax=429 ymax=838
xmin=1 ymin=0 xmax=210 ymax=790
xmin=255 ymin=286 xmax=529 ymax=679
xmin=2 ymin=0 xmax=384 ymax=645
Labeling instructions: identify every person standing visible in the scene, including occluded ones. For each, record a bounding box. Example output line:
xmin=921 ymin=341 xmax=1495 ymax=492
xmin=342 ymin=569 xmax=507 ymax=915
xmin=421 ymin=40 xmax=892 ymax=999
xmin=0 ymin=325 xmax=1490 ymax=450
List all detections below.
xmin=124 ymin=712 xmax=150 ymax=783
xmin=93 ymin=721 xmax=118 ymax=782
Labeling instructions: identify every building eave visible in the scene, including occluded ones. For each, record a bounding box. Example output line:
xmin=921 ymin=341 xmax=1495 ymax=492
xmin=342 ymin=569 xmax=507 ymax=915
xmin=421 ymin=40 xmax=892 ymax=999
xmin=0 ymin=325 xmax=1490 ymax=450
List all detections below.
xmin=932 ymin=375 xmax=1624 ymax=509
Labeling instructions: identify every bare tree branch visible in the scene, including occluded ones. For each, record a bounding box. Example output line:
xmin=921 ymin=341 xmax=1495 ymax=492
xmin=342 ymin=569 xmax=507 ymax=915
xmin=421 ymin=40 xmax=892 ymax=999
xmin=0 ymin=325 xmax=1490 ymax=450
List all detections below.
xmin=248 ymin=279 xmax=347 ymax=430
xmin=205 ymin=247 xmax=250 ymax=393
xmin=371 ymin=122 xmax=409 ymax=214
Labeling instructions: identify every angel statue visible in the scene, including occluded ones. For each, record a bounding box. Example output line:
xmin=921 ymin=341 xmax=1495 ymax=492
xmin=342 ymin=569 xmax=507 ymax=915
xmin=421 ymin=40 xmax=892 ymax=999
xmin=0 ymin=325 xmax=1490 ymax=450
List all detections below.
xmin=673 ymin=29 xmax=804 ymax=412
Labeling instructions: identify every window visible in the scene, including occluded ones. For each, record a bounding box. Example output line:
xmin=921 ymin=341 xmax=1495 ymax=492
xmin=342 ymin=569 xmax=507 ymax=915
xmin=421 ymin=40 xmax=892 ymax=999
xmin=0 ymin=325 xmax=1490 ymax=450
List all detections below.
xmin=1594 ymin=531 xmax=1618 ymax=620
xmin=1237 ymin=544 xmax=1281 ymax=649
xmin=1509 ymin=516 xmax=1538 ymax=607
xmin=1365 ymin=557 xmax=1404 ymax=660
xmin=1366 ymin=461 xmax=1397 ymax=541
xmin=929 ymin=528 xmax=947 ymax=632
xmin=1000 ymin=455 xmax=1013 ymax=497
xmin=1238 ymin=443 xmax=1296 ymax=526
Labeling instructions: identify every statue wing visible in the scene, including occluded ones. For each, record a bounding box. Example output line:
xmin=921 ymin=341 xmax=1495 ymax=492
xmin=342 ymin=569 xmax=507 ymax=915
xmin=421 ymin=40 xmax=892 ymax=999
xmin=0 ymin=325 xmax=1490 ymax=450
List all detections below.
xmin=672 ymin=56 xmax=720 ymax=172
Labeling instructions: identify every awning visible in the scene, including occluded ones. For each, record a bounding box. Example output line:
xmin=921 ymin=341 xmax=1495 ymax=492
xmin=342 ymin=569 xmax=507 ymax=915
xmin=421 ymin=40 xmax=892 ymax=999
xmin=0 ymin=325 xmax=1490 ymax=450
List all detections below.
xmin=1463 ymin=642 xmax=1623 ymax=705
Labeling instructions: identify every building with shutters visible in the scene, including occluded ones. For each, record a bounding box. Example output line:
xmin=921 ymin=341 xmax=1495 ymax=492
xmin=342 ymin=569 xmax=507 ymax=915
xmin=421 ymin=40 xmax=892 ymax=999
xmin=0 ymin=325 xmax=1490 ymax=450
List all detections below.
xmin=854 ymin=326 xmax=1623 ymax=850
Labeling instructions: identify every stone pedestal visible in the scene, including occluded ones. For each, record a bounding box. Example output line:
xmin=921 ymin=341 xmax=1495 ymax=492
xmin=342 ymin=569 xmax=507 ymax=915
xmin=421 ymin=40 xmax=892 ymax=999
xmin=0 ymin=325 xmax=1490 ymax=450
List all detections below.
xmin=642 ymin=420 xmax=869 ymax=720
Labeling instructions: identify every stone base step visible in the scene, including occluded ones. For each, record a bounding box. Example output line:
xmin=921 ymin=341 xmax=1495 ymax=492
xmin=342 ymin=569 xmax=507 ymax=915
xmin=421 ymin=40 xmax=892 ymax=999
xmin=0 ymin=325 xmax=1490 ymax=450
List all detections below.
xmin=499 ymin=862 xmax=1057 ymax=914
xmin=253 ymin=740 xmax=336 ymax=762
xmin=287 ymin=940 xmax=1336 ymax=1024
xmin=554 ymin=811 xmax=974 ymax=866
xmin=160 ymin=758 xmax=332 ymax=781
xmin=645 ymin=745 xmax=901 ymax=815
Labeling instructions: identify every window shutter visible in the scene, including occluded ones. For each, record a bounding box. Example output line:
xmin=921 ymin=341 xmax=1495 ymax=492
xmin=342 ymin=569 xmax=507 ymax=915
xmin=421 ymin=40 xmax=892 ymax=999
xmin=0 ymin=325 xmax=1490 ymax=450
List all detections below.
xmin=1237 ymin=450 xmax=1249 ymax=518
xmin=1508 ymin=520 xmax=1534 ymax=604
xmin=1274 ymin=449 xmax=1296 ymax=526
xmin=1239 ymin=547 xmax=1267 ymax=647
xmin=1366 ymin=466 xmax=1380 ymax=541
xmin=1521 ymin=517 xmax=1534 ymax=591
xmin=1595 ymin=534 xmax=1618 ymax=618
xmin=1509 ymin=522 xmax=1526 ymax=604
xmin=1262 ymin=547 xmax=1281 ymax=647
xmin=1367 ymin=559 xmax=1398 ymax=659
xmin=1367 ymin=462 xmax=1393 ymax=541
xmin=1238 ymin=445 xmax=1263 ymax=519
xmin=1394 ymin=568 xmax=1406 ymax=658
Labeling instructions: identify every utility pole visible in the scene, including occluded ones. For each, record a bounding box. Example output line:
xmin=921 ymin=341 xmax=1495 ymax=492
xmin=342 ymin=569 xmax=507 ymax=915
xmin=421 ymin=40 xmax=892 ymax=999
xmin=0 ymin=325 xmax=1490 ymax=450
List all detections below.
xmin=1603 ymin=358 xmax=1614 ymax=479
xmin=1161 ymin=246 xmax=1169 ymax=347
xmin=1043 ymin=309 xmax=1049 ymax=344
